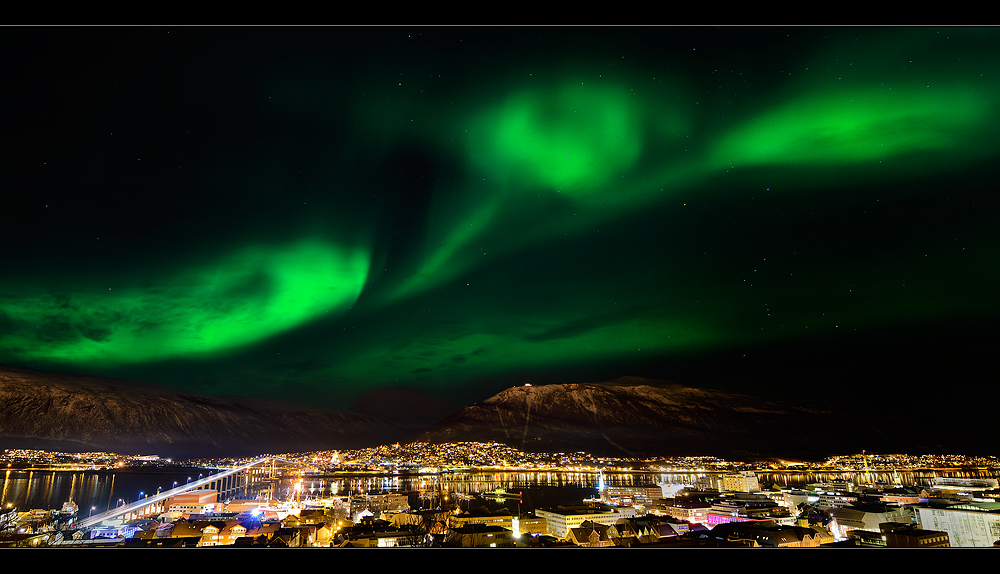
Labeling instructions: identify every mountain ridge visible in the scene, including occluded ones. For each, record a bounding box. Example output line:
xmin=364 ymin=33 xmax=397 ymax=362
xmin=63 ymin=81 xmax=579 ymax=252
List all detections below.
xmin=0 ymin=366 xmax=961 ymax=460
xmin=0 ymin=364 xmax=406 ymax=458
xmin=416 ymin=377 xmax=931 ymax=459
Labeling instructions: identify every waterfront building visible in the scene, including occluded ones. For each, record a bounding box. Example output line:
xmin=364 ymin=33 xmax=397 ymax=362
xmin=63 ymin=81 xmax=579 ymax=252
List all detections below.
xmin=931 ymin=477 xmax=999 ymax=491
xmin=349 ymin=493 xmax=409 ymax=522
xmin=602 ymin=484 xmax=664 ymax=506
xmin=225 ymin=498 xmax=273 ymax=513
xmin=720 ymin=471 xmax=760 ymax=493
xmin=166 ymin=490 xmax=219 ymax=514
xmin=694 ymin=476 xmax=715 ymax=490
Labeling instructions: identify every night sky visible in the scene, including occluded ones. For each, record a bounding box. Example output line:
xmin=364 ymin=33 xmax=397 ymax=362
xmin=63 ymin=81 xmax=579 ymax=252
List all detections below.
xmin=2 ymin=26 xmax=997 ymax=411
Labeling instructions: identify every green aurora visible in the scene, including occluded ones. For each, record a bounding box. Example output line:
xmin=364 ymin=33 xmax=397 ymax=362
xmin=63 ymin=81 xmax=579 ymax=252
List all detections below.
xmin=1 ymin=27 xmax=997 ymax=407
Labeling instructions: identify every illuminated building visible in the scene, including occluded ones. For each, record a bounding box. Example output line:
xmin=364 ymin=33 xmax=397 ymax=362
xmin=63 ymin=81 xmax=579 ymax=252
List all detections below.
xmin=615 ymin=515 xmax=694 ymax=543
xmin=706 ymin=493 xmax=786 ymax=525
xmin=701 ymin=520 xmax=834 ymax=547
xmin=349 ymin=493 xmax=409 ymax=522
xmin=514 ymin=514 xmax=547 ymax=537
xmin=662 ymin=500 xmax=711 ymax=524
xmin=880 ymin=522 xmax=950 ymax=547
xmin=914 ymin=503 xmax=1000 ymax=547
xmin=880 ymin=492 xmax=922 ymax=506
xmin=931 ymin=477 xmax=999 ymax=491
xmin=335 ymin=518 xmax=429 ymax=548
xmin=568 ymin=522 xmax=615 ymax=547
xmin=812 ymin=490 xmax=859 ymax=508
xmin=166 ymin=490 xmax=219 ymax=514
xmin=781 ymin=489 xmax=812 ymax=511
xmin=827 ymin=504 xmax=913 ymax=540
xmin=449 ymin=507 xmax=514 ymax=531
xmin=198 ymin=521 xmax=247 ymax=547
xmin=535 ymin=505 xmax=633 ymax=539
xmin=447 ymin=524 xmax=516 ymax=547
xmin=720 ymin=471 xmax=760 ymax=493
xmin=602 ymin=484 xmax=664 ymax=506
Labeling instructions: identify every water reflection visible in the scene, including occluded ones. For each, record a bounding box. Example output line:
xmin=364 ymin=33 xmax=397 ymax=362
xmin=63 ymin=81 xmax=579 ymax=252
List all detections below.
xmin=4 ymin=468 xmax=999 ymax=517
xmin=1 ymin=468 xmax=205 ymax=515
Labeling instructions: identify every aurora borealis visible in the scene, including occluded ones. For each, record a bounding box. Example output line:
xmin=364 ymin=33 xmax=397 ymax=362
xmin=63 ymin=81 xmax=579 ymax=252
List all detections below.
xmin=2 ymin=26 xmax=997 ymax=409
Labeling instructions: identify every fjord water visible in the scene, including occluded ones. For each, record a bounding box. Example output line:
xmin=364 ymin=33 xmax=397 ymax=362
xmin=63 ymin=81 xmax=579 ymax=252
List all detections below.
xmin=6 ymin=467 xmax=999 ymax=518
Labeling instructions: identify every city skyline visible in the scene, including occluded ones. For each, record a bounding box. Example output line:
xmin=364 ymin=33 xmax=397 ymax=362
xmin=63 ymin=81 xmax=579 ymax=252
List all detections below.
xmin=2 ymin=26 xmax=997 ymax=411
xmin=5 ymin=443 xmax=999 ymax=547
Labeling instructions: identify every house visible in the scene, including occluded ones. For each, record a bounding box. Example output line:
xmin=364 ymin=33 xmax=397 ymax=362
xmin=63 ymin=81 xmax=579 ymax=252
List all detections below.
xmin=446 ymin=524 xmax=515 ymax=548
xmin=199 ymin=521 xmax=247 ymax=547
xmin=702 ymin=520 xmax=834 ymax=547
xmin=335 ymin=518 xmax=431 ymax=547
xmin=614 ymin=515 xmax=693 ymax=544
xmin=567 ymin=522 xmax=614 ymax=547
xmin=535 ymin=505 xmax=630 ymax=539
xmin=153 ymin=517 xmax=280 ymax=547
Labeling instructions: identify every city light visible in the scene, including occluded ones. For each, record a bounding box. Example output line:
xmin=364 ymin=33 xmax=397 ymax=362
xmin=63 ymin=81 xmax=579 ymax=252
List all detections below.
xmin=2 ymin=446 xmax=997 ymax=547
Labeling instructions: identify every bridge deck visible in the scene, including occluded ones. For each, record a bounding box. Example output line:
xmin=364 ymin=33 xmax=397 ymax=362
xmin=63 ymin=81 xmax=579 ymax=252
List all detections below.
xmin=74 ymin=458 xmax=275 ymax=529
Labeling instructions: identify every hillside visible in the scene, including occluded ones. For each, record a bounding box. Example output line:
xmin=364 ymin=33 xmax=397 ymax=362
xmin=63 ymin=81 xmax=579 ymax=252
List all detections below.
xmin=0 ymin=365 xmax=405 ymax=458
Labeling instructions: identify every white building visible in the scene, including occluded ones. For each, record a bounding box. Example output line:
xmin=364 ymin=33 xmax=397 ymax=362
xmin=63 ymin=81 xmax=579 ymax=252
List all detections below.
xmin=721 ymin=471 xmax=760 ymax=493
xmin=536 ymin=505 xmax=635 ymax=539
xmin=663 ymin=501 xmax=711 ymax=524
xmin=915 ymin=504 xmax=1000 ymax=548
xmin=827 ymin=505 xmax=913 ymax=540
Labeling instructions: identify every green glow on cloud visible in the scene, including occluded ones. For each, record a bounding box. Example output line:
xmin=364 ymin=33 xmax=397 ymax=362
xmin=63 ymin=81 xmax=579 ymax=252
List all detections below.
xmin=379 ymin=74 xmax=693 ymax=303
xmin=1 ymin=240 xmax=369 ymax=365
xmin=711 ymin=84 xmax=994 ymax=175
xmin=328 ymin=311 xmax=723 ymax=390
xmin=5 ymin=27 xmax=997 ymax=408
xmin=470 ymin=82 xmax=644 ymax=193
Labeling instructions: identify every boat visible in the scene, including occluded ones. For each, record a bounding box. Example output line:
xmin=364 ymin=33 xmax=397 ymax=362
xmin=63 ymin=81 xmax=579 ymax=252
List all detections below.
xmin=485 ymin=489 xmax=521 ymax=501
xmin=60 ymin=500 xmax=79 ymax=517
xmin=931 ymin=477 xmax=999 ymax=490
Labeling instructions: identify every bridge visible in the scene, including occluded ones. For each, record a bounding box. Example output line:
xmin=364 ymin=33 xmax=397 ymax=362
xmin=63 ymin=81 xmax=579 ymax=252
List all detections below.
xmin=74 ymin=457 xmax=288 ymax=529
